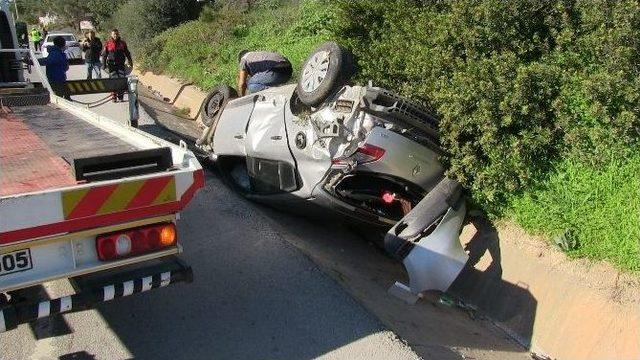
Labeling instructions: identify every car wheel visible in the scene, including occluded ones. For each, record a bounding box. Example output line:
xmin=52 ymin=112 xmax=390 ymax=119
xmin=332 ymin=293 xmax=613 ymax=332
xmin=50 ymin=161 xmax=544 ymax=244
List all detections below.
xmin=296 ymin=42 xmax=354 ymax=107
xmin=200 ymin=85 xmax=237 ymax=127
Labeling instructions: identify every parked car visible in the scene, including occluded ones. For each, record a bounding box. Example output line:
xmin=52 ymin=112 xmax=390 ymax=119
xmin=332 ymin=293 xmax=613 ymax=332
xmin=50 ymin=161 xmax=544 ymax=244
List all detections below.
xmin=196 ymin=42 xmax=469 ymax=299
xmin=41 ymin=33 xmax=83 ymax=63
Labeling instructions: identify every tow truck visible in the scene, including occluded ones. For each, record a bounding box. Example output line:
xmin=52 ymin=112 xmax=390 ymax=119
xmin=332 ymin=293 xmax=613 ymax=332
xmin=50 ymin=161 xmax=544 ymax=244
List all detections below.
xmin=0 ymin=1 xmax=203 ymax=332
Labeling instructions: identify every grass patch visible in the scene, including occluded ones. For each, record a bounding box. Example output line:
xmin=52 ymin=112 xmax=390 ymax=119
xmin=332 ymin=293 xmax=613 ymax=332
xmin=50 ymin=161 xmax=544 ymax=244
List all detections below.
xmin=511 ymin=154 xmax=640 ymax=271
xmin=138 ymin=1 xmax=334 ymax=90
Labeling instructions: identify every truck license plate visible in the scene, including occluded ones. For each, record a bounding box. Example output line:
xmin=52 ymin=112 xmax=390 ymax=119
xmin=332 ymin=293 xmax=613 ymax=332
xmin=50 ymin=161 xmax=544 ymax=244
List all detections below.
xmin=0 ymin=249 xmax=33 ymax=276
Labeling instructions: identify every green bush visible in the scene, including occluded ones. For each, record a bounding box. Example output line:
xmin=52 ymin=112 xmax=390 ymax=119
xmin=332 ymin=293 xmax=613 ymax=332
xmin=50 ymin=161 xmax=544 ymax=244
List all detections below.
xmin=331 ymin=0 xmax=640 ymax=209
xmin=112 ymin=0 xmax=202 ymax=56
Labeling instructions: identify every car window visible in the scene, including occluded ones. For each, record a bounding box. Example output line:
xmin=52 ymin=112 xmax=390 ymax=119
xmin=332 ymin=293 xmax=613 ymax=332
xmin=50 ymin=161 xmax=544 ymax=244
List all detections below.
xmin=246 ymin=157 xmax=299 ymax=194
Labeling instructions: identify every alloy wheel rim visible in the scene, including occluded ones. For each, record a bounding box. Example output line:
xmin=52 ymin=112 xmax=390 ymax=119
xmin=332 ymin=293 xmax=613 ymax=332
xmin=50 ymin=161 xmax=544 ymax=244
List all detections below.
xmin=301 ymin=51 xmax=330 ymax=92
xmin=206 ymin=92 xmax=224 ymax=118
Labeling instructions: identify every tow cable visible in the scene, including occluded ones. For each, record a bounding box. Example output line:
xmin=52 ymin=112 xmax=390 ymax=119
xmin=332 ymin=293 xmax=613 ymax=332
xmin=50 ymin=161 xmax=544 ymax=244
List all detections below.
xmin=70 ymin=94 xmax=119 ymax=108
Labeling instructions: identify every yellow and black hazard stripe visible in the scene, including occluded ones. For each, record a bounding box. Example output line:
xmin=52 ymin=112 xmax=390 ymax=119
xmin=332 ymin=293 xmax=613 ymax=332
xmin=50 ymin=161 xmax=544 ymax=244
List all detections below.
xmin=52 ymin=78 xmax=128 ymax=96
xmin=62 ymin=176 xmax=176 ymax=220
xmin=65 ymin=79 xmax=106 ymax=93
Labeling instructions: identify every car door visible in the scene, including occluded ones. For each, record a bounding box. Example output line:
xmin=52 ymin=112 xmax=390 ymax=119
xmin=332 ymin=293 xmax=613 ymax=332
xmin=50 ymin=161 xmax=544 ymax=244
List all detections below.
xmin=212 ymin=95 xmax=259 ymax=157
xmin=243 ymin=89 xmax=299 ymax=194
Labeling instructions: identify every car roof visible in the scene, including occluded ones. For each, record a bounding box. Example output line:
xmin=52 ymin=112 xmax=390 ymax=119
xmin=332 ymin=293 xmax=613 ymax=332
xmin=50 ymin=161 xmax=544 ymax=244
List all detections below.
xmin=44 ymin=33 xmax=76 ymax=41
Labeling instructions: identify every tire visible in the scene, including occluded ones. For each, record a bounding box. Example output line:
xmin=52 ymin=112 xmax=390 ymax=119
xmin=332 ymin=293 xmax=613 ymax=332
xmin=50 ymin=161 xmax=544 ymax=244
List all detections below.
xmin=200 ymin=85 xmax=237 ymax=127
xmin=296 ymin=42 xmax=354 ymax=107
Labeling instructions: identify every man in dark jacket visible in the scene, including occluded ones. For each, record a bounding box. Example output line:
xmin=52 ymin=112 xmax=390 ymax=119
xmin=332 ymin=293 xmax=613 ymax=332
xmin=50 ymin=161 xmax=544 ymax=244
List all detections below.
xmin=101 ymin=29 xmax=133 ymax=102
xmin=81 ymin=30 xmax=102 ymax=79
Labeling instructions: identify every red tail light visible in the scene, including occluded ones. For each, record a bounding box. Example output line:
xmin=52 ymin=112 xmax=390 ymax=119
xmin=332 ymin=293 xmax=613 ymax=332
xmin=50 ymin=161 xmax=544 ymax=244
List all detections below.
xmin=333 ymin=143 xmax=386 ymax=165
xmin=96 ymin=223 xmax=177 ymax=261
xmin=382 ymin=191 xmax=395 ymax=204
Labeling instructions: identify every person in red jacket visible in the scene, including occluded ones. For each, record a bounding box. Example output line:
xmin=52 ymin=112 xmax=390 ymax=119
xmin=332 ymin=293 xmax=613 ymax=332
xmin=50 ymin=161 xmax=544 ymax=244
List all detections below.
xmin=101 ymin=29 xmax=133 ymax=102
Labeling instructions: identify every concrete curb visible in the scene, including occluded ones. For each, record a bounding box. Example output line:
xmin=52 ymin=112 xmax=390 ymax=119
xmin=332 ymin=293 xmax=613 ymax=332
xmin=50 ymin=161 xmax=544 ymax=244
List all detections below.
xmin=132 ymin=69 xmax=208 ymax=124
xmin=175 ymin=85 xmax=207 ymax=119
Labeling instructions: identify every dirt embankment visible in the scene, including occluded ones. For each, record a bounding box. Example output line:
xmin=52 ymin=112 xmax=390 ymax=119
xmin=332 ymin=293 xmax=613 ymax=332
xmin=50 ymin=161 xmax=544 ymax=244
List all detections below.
xmin=453 ymin=218 xmax=640 ymax=360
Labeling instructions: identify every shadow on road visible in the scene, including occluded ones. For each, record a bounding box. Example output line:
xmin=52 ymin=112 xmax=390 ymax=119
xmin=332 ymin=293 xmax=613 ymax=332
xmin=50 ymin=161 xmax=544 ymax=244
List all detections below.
xmin=10 ymin=285 xmax=74 ymax=340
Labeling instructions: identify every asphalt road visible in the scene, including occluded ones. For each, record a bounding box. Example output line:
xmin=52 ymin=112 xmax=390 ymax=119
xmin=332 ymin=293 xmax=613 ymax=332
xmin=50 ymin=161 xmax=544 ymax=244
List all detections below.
xmin=1 ymin=61 xmax=530 ymax=360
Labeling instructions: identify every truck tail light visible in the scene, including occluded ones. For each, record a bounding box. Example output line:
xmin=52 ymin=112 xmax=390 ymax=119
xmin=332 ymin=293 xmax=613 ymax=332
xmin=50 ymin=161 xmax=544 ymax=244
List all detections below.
xmin=96 ymin=223 xmax=177 ymax=261
xmin=332 ymin=143 xmax=386 ymax=166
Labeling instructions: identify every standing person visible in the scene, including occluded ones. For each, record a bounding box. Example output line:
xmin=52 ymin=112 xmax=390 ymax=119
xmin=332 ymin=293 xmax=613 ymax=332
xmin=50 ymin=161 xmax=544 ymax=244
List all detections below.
xmin=30 ymin=27 xmax=42 ymax=52
xmin=237 ymin=50 xmax=292 ymax=96
xmin=81 ymin=30 xmax=103 ymax=79
xmin=42 ymin=36 xmax=69 ymax=98
xmin=101 ymin=29 xmax=133 ymax=102
xmin=41 ymin=27 xmax=48 ymax=50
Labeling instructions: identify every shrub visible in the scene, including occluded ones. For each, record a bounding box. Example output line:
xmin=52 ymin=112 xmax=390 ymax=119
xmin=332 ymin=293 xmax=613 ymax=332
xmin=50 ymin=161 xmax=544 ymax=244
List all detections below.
xmin=112 ymin=0 xmax=202 ymax=56
xmin=331 ymin=0 xmax=640 ymax=210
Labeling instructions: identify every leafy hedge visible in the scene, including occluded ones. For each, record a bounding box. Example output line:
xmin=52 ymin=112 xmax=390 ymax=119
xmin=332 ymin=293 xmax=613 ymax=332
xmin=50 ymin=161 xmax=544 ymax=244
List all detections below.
xmin=331 ymin=0 xmax=640 ymax=209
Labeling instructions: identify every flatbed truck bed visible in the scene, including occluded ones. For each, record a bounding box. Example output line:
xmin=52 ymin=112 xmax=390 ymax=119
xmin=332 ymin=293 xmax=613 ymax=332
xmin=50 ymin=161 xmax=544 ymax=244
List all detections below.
xmin=1 ymin=104 xmax=137 ymax=196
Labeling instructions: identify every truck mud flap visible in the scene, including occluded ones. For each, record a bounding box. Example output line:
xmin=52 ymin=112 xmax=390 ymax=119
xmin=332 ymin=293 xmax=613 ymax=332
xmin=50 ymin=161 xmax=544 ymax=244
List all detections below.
xmin=384 ymin=177 xmax=468 ymax=304
xmin=0 ymin=257 xmax=191 ymax=333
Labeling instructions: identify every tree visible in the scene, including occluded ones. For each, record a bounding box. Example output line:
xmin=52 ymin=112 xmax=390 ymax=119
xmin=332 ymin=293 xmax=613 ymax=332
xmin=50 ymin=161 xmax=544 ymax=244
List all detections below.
xmin=42 ymin=0 xmax=91 ymax=31
xmin=14 ymin=0 xmax=46 ymax=24
xmin=113 ymin=0 xmax=202 ymax=55
xmin=87 ymin=0 xmax=127 ymax=30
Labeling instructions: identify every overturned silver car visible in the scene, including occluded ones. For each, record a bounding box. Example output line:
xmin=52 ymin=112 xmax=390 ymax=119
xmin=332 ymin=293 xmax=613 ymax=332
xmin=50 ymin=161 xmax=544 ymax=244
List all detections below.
xmin=196 ymin=42 xmax=469 ymax=302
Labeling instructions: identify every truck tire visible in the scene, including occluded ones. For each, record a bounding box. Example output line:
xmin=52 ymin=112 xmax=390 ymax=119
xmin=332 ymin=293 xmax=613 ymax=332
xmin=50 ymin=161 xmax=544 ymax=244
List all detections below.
xmin=200 ymin=85 xmax=237 ymax=127
xmin=296 ymin=42 xmax=354 ymax=107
